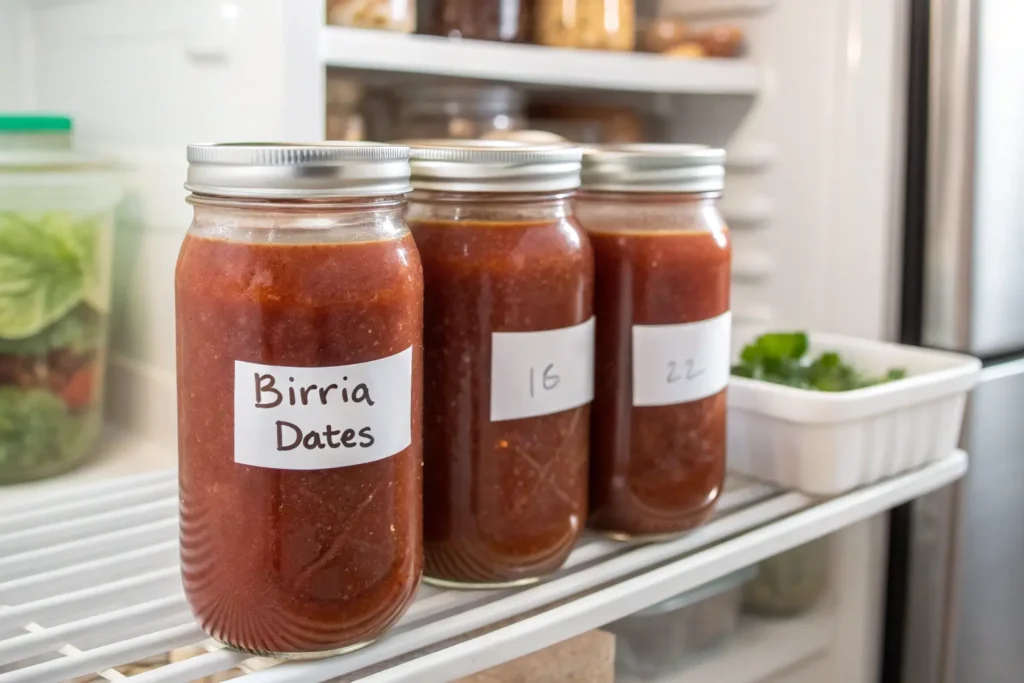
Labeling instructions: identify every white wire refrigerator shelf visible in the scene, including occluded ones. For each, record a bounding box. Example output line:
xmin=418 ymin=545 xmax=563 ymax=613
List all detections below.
xmin=0 ymin=450 xmax=966 ymax=683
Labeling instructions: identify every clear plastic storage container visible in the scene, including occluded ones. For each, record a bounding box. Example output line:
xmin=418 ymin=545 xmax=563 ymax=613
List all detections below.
xmin=0 ymin=115 xmax=119 ymax=484
xmin=606 ymin=567 xmax=756 ymax=681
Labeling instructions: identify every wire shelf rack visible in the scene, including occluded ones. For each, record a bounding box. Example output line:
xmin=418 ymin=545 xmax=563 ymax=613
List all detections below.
xmin=0 ymin=451 xmax=968 ymax=682
xmin=0 ymin=470 xmax=788 ymax=683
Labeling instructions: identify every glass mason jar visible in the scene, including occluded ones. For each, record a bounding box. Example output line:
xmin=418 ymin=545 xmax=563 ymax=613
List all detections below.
xmin=426 ymin=0 xmax=531 ymax=42
xmin=407 ymin=141 xmax=593 ymax=588
xmin=325 ymin=76 xmax=366 ymax=142
xmin=394 ymin=84 xmax=527 ymax=141
xmin=0 ymin=115 xmax=119 ymax=485
xmin=575 ymin=145 xmax=730 ymax=540
xmin=326 ymin=0 xmax=416 ymax=33
xmin=176 ymin=143 xmax=423 ymax=657
xmin=745 ymin=537 xmax=831 ymax=616
xmin=535 ymin=0 xmax=636 ymax=51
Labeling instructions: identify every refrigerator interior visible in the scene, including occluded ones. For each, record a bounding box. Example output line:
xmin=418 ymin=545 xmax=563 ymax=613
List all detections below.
xmin=0 ymin=0 xmax=922 ymax=681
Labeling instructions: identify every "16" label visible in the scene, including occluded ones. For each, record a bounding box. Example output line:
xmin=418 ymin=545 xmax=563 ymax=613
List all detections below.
xmin=490 ymin=318 xmax=595 ymax=422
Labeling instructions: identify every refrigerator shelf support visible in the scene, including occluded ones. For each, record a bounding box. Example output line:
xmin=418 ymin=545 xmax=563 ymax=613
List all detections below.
xmin=0 ymin=451 xmax=966 ymax=683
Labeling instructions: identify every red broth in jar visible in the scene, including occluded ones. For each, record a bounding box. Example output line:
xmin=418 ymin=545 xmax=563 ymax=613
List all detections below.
xmin=176 ymin=143 xmax=422 ymax=657
xmin=575 ymin=145 xmax=731 ymax=539
xmin=407 ymin=142 xmax=593 ymax=587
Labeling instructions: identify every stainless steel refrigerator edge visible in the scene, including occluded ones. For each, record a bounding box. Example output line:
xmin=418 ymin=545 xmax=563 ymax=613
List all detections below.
xmin=897 ymin=0 xmax=1024 ymax=681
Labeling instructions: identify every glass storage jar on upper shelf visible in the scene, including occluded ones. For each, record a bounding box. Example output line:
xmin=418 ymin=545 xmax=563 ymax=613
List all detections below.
xmin=176 ymin=143 xmax=423 ymax=657
xmin=325 ymin=76 xmax=366 ymax=141
xmin=574 ymin=144 xmax=730 ymax=540
xmin=393 ymin=84 xmax=527 ymax=141
xmin=535 ymin=0 xmax=636 ymax=51
xmin=425 ymin=0 xmax=531 ymax=42
xmin=326 ymin=0 xmax=416 ymax=32
xmin=0 ymin=115 xmax=120 ymax=485
xmin=406 ymin=141 xmax=593 ymax=588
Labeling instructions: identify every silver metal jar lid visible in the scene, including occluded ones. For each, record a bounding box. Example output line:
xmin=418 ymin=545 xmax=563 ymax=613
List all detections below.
xmin=580 ymin=144 xmax=726 ymax=193
xmin=184 ymin=142 xmax=412 ymax=198
xmin=406 ymin=140 xmax=582 ymax=193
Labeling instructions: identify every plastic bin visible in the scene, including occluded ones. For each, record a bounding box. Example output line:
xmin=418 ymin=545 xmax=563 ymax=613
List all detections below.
xmin=728 ymin=332 xmax=980 ymax=495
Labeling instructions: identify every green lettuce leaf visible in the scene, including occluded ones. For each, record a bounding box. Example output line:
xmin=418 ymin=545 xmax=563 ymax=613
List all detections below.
xmin=0 ymin=387 xmax=69 ymax=469
xmin=732 ymin=332 xmax=907 ymax=391
xmin=0 ymin=212 xmax=102 ymax=339
xmin=0 ymin=304 xmax=104 ymax=356
xmin=0 ymin=386 xmax=101 ymax=477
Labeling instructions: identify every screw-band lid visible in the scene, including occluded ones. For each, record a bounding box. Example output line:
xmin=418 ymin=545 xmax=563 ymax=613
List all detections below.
xmin=184 ymin=142 xmax=412 ymax=198
xmin=580 ymin=144 xmax=726 ymax=193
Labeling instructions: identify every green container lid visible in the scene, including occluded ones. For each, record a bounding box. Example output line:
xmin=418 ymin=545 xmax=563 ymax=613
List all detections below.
xmin=0 ymin=114 xmax=73 ymax=134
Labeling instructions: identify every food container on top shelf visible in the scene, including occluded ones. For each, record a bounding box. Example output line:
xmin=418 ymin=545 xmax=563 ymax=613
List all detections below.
xmin=325 ymin=76 xmax=366 ymax=141
xmin=535 ymin=0 xmax=637 ymax=51
xmin=326 ymin=0 xmax=416 ymax=33
xmin=745 ymin=537 xmax=831 ymax=616
xmin=728 ymin=332 xmax=981 ymax=495
xmin=0 ymin=114 xmax=120 ymax=485
xmin=606 ymin=566 xmax=756 ymax=682
xmin=393 ymin=84 xmax=527 ymax=140
xmin=528 ymin=101 xmax=646 ymax=144
xmin=425 ymin=0 xmax=531 ymax=43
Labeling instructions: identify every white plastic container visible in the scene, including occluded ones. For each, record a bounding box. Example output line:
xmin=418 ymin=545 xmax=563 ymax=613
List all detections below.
xmin=727 ymin=333 xmax=980 ymax=495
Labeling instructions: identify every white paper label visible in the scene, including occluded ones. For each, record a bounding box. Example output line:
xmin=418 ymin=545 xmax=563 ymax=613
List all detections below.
xmin=233 ymin=347 xmax=413 ymax=470
xmin=490 ymin=318 xmax=595 ymax=422
xmin=632 ymin=312 xmax=732 ymax=407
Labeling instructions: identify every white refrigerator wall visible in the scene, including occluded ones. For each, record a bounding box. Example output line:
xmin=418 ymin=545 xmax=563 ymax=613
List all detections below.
xmin=22 ymin=0 xmax=909 ymax=444
xmin=16 ymin=1 xmax=908 ymax=680
xmin=0 ymin=0 xmax=32 ymax=109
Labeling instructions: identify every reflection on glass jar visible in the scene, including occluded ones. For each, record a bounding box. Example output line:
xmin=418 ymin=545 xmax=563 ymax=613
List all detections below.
xmin=177 ymin=143 xmax=422 ymax=657
xmin=407 ymin=141 xmax=592 ymax=588
xmin=326 ymin=0 xmax=416 ymax=33
xmin=575 ymin=145 xmax=730 ymax=540
xmin=535 ymin=0 xmax=636 ymax=51
xmin=426 ymin=0 xmax=531 ymax=42
xmin=0 ymin=115 xmax=119 ymax=485
xmin=394 ymin=84 xmax=527 ymax=140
